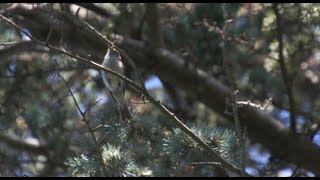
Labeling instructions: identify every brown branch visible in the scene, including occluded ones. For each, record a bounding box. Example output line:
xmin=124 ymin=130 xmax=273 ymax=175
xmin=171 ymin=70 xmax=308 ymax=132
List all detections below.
xmin=0 ymin=133 xmax=48 ymax=156
xmin=0 ymin=41 xmax=19 ymax=46
xmin=221 ymin=4 xmax=245 ymax=176
xmin=0 ymin=65 xmax=89 ymax=80
xmin=291 ymin=123 xmax=319 ymax=177
xmin=55 ymin=64 xmax=108 ymax=176
xmin=117 ymin=37 xmax=320 ymax=176
xmin=272 ymin=98 xmax=320 ymax=127
xmin=79 ymin=18 xmax=148 ymax=93
xmin=191 ymin=162 xmax=221 ymax=166
xmin=73 ymin=3 xmax=113 ymax=19
xmin=161 ymin=81 xmax=193 ymax=122
xmin=2 ymin=6 xmax=146 ymax=92
xmin=0 ymin=14 xmax=244 ymax=175
xmin=145 ymin=3 xmax=164 ymax=48
xmin=2 ymin=7 xmax=320 ymax=175
xmin=194 ymin=18 xmax=278 ymax=62
xmin=0 ymin=41 xmax=48 ymax=58
xmin=145 ymin=4 xmax=193 ymax=121
xmin=273 ymin=4 xmax=297 ymax=133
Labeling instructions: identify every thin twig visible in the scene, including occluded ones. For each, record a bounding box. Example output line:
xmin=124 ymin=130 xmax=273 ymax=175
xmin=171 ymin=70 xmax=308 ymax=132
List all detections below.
xmin=241 ymin=127 xmax=247 ymax=176
xmin=3 ymin=7 xmax=320 ymax=175
xmin=273 ymin=4 xmax=296 ymax=133
xmin=45 ymin=14 xmax=54 ymax=44
xmin=191 ymin=162 xmax=221 ymax=166
xmin=145 ymin=4 xmax=191 ymax=121
xmin=221 ymin=4 xmax=246 ymax=176
xmin=130 ymin=99 xmax=151 ymax=104
xmin=80 ymin=124 xmax=104 ymax=134
xmin=291 ymin=121 xmax=320 ymax=177
xmin=54 ymin=60 xmax=108 ymax=176
xmin=0 ymin=41 xmax=19 ymax=46
xmin=79 ymin=19 xmax=148 ymax=93
xmin=194 ymin=19 xmax=278 ymax=62
xmin=0 ymin=14 xmax=246 ymax=176
xmin=83 ymin=98 xmax=102 ymax=114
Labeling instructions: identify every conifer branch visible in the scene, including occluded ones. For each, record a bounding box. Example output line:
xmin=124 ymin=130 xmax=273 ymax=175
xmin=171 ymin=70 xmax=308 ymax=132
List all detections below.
xmin=0 ymin=14 xmax=246 ymax=176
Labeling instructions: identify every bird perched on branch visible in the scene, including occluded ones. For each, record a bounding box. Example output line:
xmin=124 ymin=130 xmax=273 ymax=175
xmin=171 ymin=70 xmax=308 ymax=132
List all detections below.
xmin=101 ymin=47 xmax=131 ymax=121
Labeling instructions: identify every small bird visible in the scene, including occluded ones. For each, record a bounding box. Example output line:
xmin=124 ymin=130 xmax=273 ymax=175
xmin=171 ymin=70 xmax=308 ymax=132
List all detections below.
xmin=101 ymin=47 xmax=131 ymax=121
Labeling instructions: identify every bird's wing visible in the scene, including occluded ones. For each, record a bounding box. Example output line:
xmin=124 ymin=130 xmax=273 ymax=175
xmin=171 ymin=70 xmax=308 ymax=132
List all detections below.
xmin=101 ymin=71 xmax=118 ymax=103
xmin=101 ymin=70 xmax=113 ymax=93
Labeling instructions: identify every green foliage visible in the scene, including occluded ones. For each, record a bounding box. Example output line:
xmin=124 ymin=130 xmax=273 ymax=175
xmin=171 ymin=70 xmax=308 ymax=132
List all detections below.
xmin=65 ymin=103 xmax=241 ymax=177
xmin=163 ymin=125 xmax=240 ymax=168
xmin=67 ymin=154 xmax=100 ymax=177
xmin=101 ymin=144 xmax=137 ymax=177
xmin=1 ymin=2 xmax=320 ymax=177
xmin=215 ymin=130 xmax=241 ymax=168
xmin=66 ymin=106 xmax=165 ymax=177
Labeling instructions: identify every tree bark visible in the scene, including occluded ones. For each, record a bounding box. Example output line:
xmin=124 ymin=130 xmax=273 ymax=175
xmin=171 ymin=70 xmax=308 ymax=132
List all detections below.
xmin=2 ymin=6 xmax=320 ymax=175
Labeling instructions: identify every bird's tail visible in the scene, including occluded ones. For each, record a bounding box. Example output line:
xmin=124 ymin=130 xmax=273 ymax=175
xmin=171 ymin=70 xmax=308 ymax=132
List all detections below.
xmin=119 ymin=104 xmax=131 ymax=121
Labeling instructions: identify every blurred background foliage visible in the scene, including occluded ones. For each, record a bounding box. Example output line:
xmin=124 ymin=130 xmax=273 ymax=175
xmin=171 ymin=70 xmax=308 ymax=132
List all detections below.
xmin=0 ymin=3 xmax=319 ymax=177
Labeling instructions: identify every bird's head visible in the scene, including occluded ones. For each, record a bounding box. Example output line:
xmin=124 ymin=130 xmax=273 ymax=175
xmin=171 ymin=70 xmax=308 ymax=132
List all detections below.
xmin=105 ymin=46 xmax=121 ymax=60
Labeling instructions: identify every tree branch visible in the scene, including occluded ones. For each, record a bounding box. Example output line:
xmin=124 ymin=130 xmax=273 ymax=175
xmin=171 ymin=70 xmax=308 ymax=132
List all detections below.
xmin=117 ymin=37 xmax=320 ymax=175
xmin=145 ymin=3 xmax=164 ymax=48
xmin=0 ymin=14 xmax=244 ymax=175
xmin=54 ymin=61 xmax=109 ymax=176
xmin=0 ymin=41 xmax=48 ymax=58
xmin=273 ymin=3 xmax=297 ymax=133
xmin=73 ymin=3 xmax=113 ymax=19
xmin=0 ymin=133 xmax=48 ymax=155
xmin=161 ymin=81 xmax=193 ymax=122
xmin=221 ymin=4 xmax=245 ymax=176
xmin=2 ymin=7 xmax=320 ymax=175
xmin=145 ymin=3 xmax=193 ymax=122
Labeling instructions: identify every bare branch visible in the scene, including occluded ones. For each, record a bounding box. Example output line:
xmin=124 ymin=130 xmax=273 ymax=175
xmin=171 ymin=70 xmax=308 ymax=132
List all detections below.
xmin=273 ymin=4 xmax=297 ymax=133
xmin=2 ymin=7 xmax=320 ymax=175
xmin=54 ymin=60 xmax=108 ymax=176
xmin=191 ymin=162 xmax=221 ymax=166
xmin=221 ymin=4 xmax=246 ymax=176
xmin=73 ymin=3 xmax=113 ymax=19
xmin=194 ymin=18 xmax=278 ymax=61
xmin=161 ymin=81 xmax=192 ymax=122
xmin=145 ymin=4 xmax=192 ymax=121
xmin=0 ymin=14 xmax=244 ymax=175
xmin=0 ymin=41 xmax=48 ymax=58
xmin=116 ymin=36 xmax=320 ymax=175
xmin=0 ymin=133 xmax=48 ymax=155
